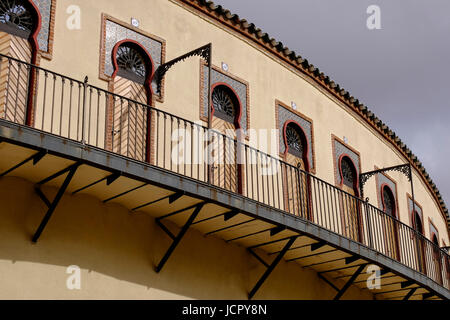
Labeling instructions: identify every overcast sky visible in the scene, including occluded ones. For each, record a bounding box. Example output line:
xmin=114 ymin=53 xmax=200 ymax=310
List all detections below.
xmin=215 ymin=0 xmax=450 ymax=208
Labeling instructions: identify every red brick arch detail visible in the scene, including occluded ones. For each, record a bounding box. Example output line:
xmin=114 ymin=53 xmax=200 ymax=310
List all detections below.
xmin=210 ymin=82 xmax=243 ymax=130
xmin=381 ymin=183 xmax=397 ymax=218
xmin=338 ymin=153 xmax=360 ymax=197
xmin=111 ymin=39 xmax=156 ymax=104
xmin=282 ymin=119 xmax=310 ymax=172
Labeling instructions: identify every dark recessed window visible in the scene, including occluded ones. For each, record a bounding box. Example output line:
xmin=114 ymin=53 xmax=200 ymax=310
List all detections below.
xmin=382 ymin=187 xmax=395 ymax=216
xmin=414 ymin=211 xmax=423 ymax=234
xmin=286 ymin=123 xmax=304 ymax=157
xmin=0 ymin=0 xmax=35 ymax=38
xmin=341 ymin=157 xmax=355 ymax=188
xmin=116 ymin=43 xmax=148 ymax=84
xmin=212 ymin=85 xmax=236 ymax=123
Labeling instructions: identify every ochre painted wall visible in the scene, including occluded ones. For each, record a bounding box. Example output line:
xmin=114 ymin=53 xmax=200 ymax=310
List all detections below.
xmin=0 ymin=176 xmax=374 ymax=299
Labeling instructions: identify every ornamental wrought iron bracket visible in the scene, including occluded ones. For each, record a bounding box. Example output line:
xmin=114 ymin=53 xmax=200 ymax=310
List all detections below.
xmin=247 ymin=236 xmax=298 ymax=299
xmin=32 ymin=162 xmax=81 ymax=242
xmin=153 ymin=43 xmax=212 ymax=95
xmin=333 ymin=263 xmax=368 ymax=300
xmin=154 ymin=202 xmax=207 ymax=273
xmin=359 ymin=163 xmax=412 ymax=199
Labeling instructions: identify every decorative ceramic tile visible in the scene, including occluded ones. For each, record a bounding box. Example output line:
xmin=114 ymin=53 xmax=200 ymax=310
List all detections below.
xmin=201 ymin=66 xmax=248 ymax=132
xmin=334 ymin=140 xmax=360 ymax=185
xmin=408 ymin=197 xmax=422 ymax=216
xmin=377 ymin=173 xmax=397 ymax=210
xmin=104 ymin=20 xmax=162 ymax=93
xmin=429 ymin=221 xmax=438 ymax=237
xmin=32 ymin=0 xmax=52 ymax=52
xmin=278 ymin=104 xmax=313 ymax=169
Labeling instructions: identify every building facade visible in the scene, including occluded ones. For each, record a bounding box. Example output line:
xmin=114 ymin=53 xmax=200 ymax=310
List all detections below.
xmin=0 ymin=0 xmax=448 ymax=300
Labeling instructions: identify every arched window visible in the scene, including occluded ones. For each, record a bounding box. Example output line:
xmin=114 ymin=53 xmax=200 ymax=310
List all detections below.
xmin=286 ymin=123 xmax=304 ymax=158
xmin=0 ymin=0 xmax=35 ymax=38
xmin=413 ymin=211 xmax=423 ymax=234
xmin=211 ymin=85 xmax=237 ymax=123
xmin=431 ymin=233 xmax=443 ymax=284
xmin=432 ymin=235 xmax=439 ymax=247
xmin=116 ymin=43 xmax=149 ymax=84
xmin=412 ymin=210 xmax=426 ymax=273
xmin=110 ymin=41 xmax=154 ymax=162
xmin=341 ymin=157 xmax=356 ymax=189
xmin=382 ymin=186 xmax=396 ymax=217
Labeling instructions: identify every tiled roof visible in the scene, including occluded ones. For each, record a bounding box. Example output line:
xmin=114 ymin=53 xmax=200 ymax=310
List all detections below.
xmin=179 ymin=0 xmax=450 ymax=230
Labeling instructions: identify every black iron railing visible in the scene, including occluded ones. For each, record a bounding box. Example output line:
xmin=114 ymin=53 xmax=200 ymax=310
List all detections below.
xmin=0 ymin=53 xmax=448 ymax=290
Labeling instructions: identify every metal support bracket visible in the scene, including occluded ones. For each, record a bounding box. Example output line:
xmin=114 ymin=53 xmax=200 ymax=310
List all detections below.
xmin=334 ymin=263 xmax=368 ymax=300
xmin=35 ymin=186 xmax=51 ymax=208
xmin=248 ymin=236 xmax=297 ymax=300
xmin=32 ymin=162 xmax=80 ymax=242
xmin=317 ymin=273 xmax=340 ymax=292
xmin=224 ymin=209 xmax=239 ymax=221
xmin=403 ymin=287 xmax=418 ymax=300
xmin=359 ymin=163 xmax=411 ymax=199
xmin=311 ymin=241 xmax=326 ymax=251
xmin=422 ymin=292 xmax=434 ymax=300
xmin=0 ymin=150 xmax=46 ymax=177
xmin=270 ymin=225 xmax=286 ymax=236
xmin=72 ymin=171 xmax=121 ymax=195
xmin=400 ymin=280 xmax=415 ymax=288
xmin=168 ymin=191 xmax=184 ymax=204
xmin=345 ymin=255 xmax=360 ymax=265
xmin=154 ymin=43 xmax=211 ymax=95
xmin=155 ymin=203 xmax=206 ymax=273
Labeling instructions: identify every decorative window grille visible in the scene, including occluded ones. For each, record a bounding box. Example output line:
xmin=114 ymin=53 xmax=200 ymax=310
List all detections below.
xmin=286 ymin=123 xmax=304 ymax=157
xmin=0 ymin=0 xmax=35 ymax=38
xmin=116 ymin=43 xmax=148 ymax=84
xmin=382 ymin=187 xmax=395 ymax=216
xmin=341 ymin=157 xmax=355 ymax=188
xmin=212 ymin=86 xmax=236 ymax=123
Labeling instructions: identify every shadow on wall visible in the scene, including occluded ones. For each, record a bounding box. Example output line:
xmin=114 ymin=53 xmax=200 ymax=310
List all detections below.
xmin=0 ymin=176 xmax=373 ymax=299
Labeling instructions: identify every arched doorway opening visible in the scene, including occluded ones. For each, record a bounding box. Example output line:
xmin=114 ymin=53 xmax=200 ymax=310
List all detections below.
xmin=0 ymin=0 xmax=41 ymax=125
xmin=110 ymin=40 xmax=154 ymax=162
xmin=210 ymin=83 xmax=243 ymax=194
xmin=431 ymin=234 xmax=443 ymax=284
xmin=412 ymin=210 xmax=426 ymax=274
xmin=282 ymin=121 xmax=311 ymax=219
xmin=381 ymin=185 xmax=400 ymax=259
xmin=338 ymin=155 xmax=362 ymax=242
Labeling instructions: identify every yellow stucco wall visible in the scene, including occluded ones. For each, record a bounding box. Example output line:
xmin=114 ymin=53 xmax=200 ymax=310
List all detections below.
xmin=0 ymin=176 xmax=374 ymax=299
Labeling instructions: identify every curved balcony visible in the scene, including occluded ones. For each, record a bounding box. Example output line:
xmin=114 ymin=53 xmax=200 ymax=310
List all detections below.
xmin=0 ymin=53 xmax=448 ymax=299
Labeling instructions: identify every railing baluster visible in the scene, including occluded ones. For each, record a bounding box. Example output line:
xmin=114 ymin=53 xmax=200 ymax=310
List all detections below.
xmin=13 ymin=62 xmax=21 ymax=123
xmin=96 ymin=90 xmax=100 ymax=147
xmin=68 ymin=80 xmax=73 ymax=139
xmin=4 ymin=59 xmax=12 ymax=121
xmin=87 ymin=87 xmax=93 ymax=145
xmin=76 ymin=82 xmax=81 ymax=140
xmin=251 ymin=149 xmax=255 ymax=200
xmin=50 ymin=74 xmax=56 ymax=133
xmin=190 ymin=122 xmax=193 ymax=178
xmin=59 ymin=78 xmax=65 ymax=136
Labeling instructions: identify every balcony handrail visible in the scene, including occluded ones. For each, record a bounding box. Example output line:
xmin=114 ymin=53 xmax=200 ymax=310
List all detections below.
xmin=85 ymin=82 xmax=288 ymax=164
xmin=299 ymin=166 xmax=448 ymax=257
xmin=0 ymin=53 xmax=85 ymax=86
xmin=0 ymin=53 xmax=448 ymax=286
